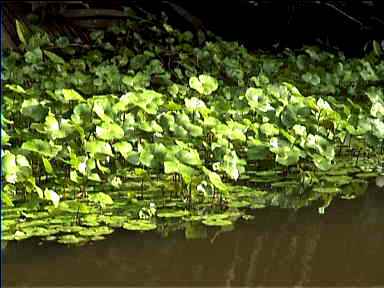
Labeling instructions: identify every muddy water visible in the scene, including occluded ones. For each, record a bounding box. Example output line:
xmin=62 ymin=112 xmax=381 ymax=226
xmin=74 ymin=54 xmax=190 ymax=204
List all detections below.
xmin=3 ymin=184 xmax=384 ymax=287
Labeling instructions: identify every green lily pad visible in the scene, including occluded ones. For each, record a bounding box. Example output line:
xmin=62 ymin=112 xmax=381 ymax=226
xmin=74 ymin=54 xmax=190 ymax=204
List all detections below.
xmin=88 ymin=192 xmax=114 ymax=208
xmin=78 ymin=226 xmax=114 ymax=237
xmin=250 ymin=203 xmax=266 ymax=209
xmin=122 ymin=220 xmax=157 ymax=231
xmin=57 ymin=234 xmax=88 ymax=244
xmin=90 ymin=235 xmax=106 ymax=241
xmin=227 ymin=200 xmax=250 ymax=208
xmin=56 ymin=226 xmax=86 ymax=233
xmin=355 ymin=172 xmax=379 ymax=179
xmin=21 ymin=227 xmax=56 ymax=237
xmin=202 ymin=216 xmax=233 ymax=227
xmin=251 ymin=170 xmax=281 ymax=177
xmin=157 ymin=210 xmax=189 ymax=218
xmin=323 ymin=175 xmax=352 ymax=186
xmin=14 ymin=230 xmax=31 ymax=241
xmin=271 ymin=181 xmax=298 ymax=188
xmin=82 ymin=214 xmax=102 ymax=227
xmin=44 ymin=236 xmax=57 ymax=241
xmin=313 ymin=186 xmax=341 ymax=194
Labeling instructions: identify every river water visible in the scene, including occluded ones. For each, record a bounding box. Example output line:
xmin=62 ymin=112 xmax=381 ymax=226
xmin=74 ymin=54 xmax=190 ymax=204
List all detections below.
xmin=3 ymin=183 xmax=384 ymax=287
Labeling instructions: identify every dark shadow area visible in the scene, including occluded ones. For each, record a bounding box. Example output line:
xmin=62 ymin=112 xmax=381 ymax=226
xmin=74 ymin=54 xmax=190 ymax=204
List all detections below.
xmin=3 ymin=1 xmax=384 ymax=56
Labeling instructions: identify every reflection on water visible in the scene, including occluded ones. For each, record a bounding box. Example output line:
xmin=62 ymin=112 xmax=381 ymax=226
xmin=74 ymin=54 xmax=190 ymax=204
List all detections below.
xmin=4 ymin=184 xmax=384 ymax=287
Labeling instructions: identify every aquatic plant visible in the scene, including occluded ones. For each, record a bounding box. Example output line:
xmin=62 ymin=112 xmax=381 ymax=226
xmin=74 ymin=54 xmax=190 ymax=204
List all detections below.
xmin=2 ymin=8 xmax=384 ymax=244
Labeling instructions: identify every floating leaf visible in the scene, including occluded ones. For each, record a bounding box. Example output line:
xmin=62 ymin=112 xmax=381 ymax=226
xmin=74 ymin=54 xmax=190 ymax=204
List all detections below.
xmin=78 ymin=226 xmax=114 ymax=237
xmin=157 ymin=210 xmax=189 ymax=218
xmin=122 ymin=220 xmax=157 ymax=231
xmin=57 ymin=235 xmax=88 ymax=244
xmin=313 ymin=186 xmax=341 ymax=194
xmin=202 ymin=215 xmax=233 ymax=227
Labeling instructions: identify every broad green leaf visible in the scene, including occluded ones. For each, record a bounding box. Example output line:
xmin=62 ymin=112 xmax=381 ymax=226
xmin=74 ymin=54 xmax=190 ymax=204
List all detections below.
xmin=189 ymin=76 xmax=204 ymax=94
xmin=275 ymin=146 xmax=301 ymax=166
xmin=113 ymin=142 xmax=132 ymax=159
xmin=185 ymin=97 xmax=207 ymax=110
xmin=139 ymin=145 xmax=155 ymax=168
xmin=370 ymin=118 xmax=384 ymax=139
xmin=371 ymin=102 xmax=384 ymax=118
xmin=21 ymin=139 xmax=62 ymax=159
xmin=247 ymin=139 xmax=270 ymax=161
xmin=199 ymin=74 xmax=218 ymax=95
xmin=44 ymin=189 xmax=60 ymax=207
xmin=96 ymin=122 xmax=124 ymax=141
xmin=245 ymin=87 xmax=273 ymax=112
xmin=16 ymin=19 xmax=28 ymax=45
xmin=5 ymin=84 xmax=26 ymax=94
xmin=88 ymin=173 xmax=102 ymax=182
xmin=305 ymin=134 xmax=335 ymax=160
xmin=85 ymin=140 xmax=113 ymax=157
xmin=25 ymin=47 xmax=43 ymax=64
xmin=202 ymin=167 xmax=228 ymax=192
xmin=43 ymin=50 xmax=65 ymax=64
xmin=302 ymin=72 xmax=321 ymax=86
xmin=122 ymin=220 xmax=156 ymax=231
xmin=2 ymin=130 xmax=10 ymax=144
xmin=189 ymin=75 xmax=218 ymax=95
xmin=176 ymin=148 xmax=202 ymax=166
xmin=115 ymin=90 xmax=163 ymax=114
xmin=2 ymin=151 xmax=17 ymax=183
xmin=42 ymin=157 xmax=53 ymax=174
xmin=62 ymin=89 xmax=85 ymax=102
xmin=260 ymin=123 xmax=280 ymax=137
xmin=164 ymin=159 xmax=196 ymax=183
xmin=312 ymin=154 xmax=333 ymax=171
xmin=222 ymin=150 xmax=245 ymax=180
xmin=88 ymin=192 xmax=113 ymax=208
xmin=21 ymin=99 xmax=48 ymax=122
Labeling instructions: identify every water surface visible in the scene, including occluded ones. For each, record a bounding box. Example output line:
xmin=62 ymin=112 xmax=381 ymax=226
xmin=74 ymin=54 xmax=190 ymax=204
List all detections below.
xmin=3 ymin=184 xmax=384 ymax=287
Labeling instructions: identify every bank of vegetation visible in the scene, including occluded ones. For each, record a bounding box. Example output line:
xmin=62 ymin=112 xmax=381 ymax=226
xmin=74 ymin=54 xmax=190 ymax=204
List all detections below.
xmin=2 ymin=8 xmax=384 ymax=244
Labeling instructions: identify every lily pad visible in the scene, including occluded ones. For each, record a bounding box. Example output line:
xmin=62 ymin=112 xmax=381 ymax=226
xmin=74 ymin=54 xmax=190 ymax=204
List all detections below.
xmin=355 ymin=172 xmax=379 ymax=179
xmin=57 ymin=234 xmax=88 ymax=244
xmin=78 ymin=226 xmax=114 ymax=237
xmin=323 ymin=175 xmax=352 ymax=186
xmin=122 ymin=220 xmax=157 ymax=231
xmin=202 ymin=216 xmax=233 ymax=227
xmin=157 ymin=210 xmax=190 ymax=218
xmin=313 ymin=186 xmax=341 ymax=194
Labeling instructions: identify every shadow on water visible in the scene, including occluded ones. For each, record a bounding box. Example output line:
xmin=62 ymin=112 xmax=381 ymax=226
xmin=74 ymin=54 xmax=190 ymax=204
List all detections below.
xmin=3 ymin=184 xmax=384 ymax=287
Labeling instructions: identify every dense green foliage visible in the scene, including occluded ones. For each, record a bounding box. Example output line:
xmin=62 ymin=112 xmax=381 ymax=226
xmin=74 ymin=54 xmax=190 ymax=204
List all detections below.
xmin=2 ymin=12 xmax=384 ymax=244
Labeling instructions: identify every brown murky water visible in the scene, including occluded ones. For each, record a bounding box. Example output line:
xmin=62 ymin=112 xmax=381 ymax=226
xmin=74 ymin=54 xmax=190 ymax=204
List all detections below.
xmin=3 ymin=184 xmax=384 ymax=287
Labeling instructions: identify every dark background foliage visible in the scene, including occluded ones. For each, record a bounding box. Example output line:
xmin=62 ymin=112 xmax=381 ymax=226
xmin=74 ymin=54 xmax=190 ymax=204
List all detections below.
xmin=3 ymin=1 xmax=384 ymax=55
